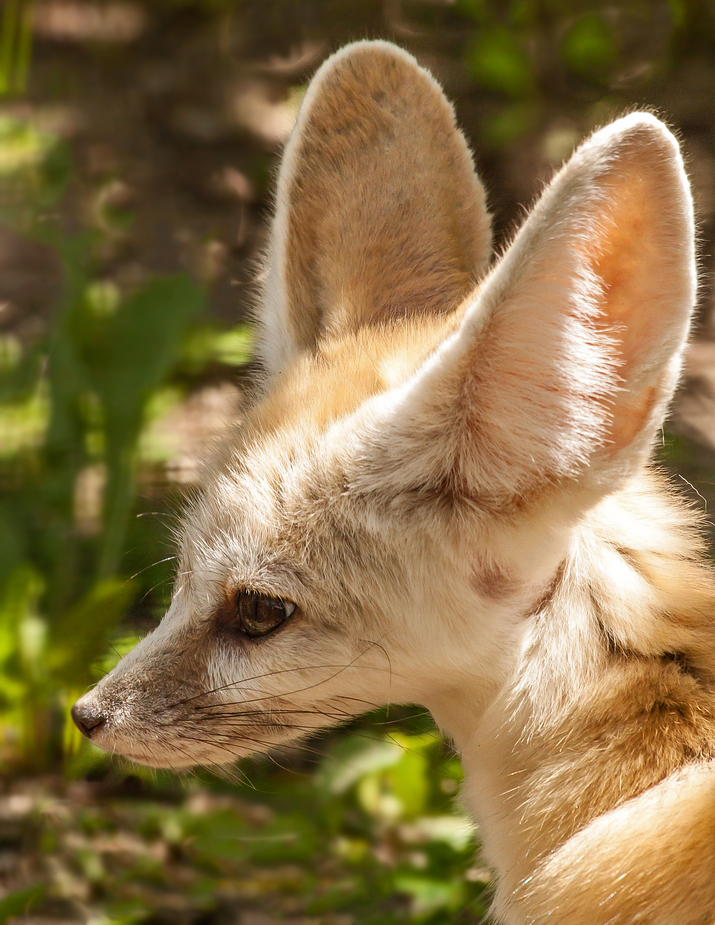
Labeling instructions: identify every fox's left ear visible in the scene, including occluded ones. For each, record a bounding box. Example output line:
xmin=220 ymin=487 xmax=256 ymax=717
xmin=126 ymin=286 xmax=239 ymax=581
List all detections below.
xmin=258 ymin=41 xmax=492 ymax=379
xmin=360 ymin=114 xmax=696 ymax=512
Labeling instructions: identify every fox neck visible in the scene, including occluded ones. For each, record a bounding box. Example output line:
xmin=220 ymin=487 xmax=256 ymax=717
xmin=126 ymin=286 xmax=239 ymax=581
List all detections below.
xmin=422 ymin=471 xmax=715 ymax=904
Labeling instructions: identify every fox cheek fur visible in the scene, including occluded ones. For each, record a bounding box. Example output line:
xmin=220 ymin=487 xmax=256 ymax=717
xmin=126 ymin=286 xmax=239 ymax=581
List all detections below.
xmin=74 ymin=40 xmax=715 ymax=925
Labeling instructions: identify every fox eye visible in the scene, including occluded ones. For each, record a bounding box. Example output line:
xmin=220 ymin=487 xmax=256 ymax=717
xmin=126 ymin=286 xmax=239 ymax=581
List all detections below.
xmin=236 ymin=591 xmax=296 ymax=638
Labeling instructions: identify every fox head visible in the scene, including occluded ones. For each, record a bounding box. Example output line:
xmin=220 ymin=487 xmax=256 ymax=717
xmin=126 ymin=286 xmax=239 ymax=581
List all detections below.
xmin=72 ymin=41 xmax=695 ymax=770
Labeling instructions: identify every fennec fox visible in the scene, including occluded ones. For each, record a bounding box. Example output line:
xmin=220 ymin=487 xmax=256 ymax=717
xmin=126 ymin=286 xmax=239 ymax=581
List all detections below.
xmin=73 ymin=41 xmax=715 ymax=924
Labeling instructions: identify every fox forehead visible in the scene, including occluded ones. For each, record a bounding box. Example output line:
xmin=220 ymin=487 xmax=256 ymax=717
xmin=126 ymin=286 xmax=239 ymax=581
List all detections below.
xmin=172 ymin=317 xmax=469 ymax=630
xmin=247 ymin=315 xmax=456 ymax=438
xmin=180 ymin=314 xmax=458 ymax=545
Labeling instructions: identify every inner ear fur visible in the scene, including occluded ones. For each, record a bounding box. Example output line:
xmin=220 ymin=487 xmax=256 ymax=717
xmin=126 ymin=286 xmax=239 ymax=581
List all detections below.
xmin=369 ymin=113 xmax=696 ymax=510
xmin=259 ymin=41 xmax=492 ymax=377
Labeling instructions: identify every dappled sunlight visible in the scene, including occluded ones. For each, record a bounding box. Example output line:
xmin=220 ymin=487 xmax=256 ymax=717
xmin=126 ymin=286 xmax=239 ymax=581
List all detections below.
xmin=32 ymin=1 xmax=147 ymax=44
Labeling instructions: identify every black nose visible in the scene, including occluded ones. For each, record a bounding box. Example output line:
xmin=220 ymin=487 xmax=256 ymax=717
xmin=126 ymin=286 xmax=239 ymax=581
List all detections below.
xmin=71 ymin=700 xmax=107 ymax=739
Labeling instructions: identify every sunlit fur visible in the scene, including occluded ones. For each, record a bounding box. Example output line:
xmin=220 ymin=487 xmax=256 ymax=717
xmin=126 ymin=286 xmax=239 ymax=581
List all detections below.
xmin=75 ymin=41 xmax=715 ymax=923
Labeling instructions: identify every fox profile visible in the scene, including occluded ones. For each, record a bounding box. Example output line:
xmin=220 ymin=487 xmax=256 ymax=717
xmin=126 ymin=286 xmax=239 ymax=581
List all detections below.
xmin=72 ymin=40 xmax=715 ymax=924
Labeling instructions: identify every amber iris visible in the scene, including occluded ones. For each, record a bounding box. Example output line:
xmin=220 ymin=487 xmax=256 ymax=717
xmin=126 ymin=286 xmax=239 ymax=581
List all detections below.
xmin=236 ymin=591 xmax=296 ymax=638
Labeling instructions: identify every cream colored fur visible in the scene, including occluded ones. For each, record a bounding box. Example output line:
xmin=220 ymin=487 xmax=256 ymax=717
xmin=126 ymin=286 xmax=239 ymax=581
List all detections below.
xmin=75 ymin=41 xmax=715 ymax=924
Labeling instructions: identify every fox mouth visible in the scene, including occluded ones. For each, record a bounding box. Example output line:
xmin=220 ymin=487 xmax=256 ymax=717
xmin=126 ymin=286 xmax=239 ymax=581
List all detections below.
xmin=72 ymin=658 xmax=373 ymax=771
xmin=78 ymin=708 xmax=311 ymax=770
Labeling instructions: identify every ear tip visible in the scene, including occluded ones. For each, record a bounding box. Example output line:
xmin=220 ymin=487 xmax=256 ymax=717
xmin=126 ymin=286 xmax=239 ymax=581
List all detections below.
xmin=591 ymin=111 xmax=684 ymax=164
xmin=295 ymin=40 xmax=455 ymax=142
xmin=309 ymin=40 xmax=444 ymax=106
xmin=320 ymin=39 xmax=421 ymax=74
xmin=576 ymin=112 xmax=692 ymax=220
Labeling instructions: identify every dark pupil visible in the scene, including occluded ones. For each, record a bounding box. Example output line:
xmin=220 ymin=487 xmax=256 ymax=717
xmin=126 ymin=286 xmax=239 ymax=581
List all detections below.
xmin=237 ymin=593 xmax=286 ymax=638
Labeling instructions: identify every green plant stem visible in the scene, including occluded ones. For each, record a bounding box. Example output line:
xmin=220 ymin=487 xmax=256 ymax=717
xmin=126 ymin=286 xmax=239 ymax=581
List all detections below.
xmin=0 ymin=0 xmax=20 ymax=95
xmin=15 ymin=0 xmax=32 ymax=95
xmin=0 ymin=0 xmax=34 ymax=96
xmin=97 ymin=442 xmax=137 ymax=581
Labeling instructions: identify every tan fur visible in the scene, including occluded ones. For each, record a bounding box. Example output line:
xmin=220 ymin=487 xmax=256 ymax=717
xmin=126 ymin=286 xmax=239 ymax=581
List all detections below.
xmin=74 ymin=42 xmax=715 ymax=924
xmin=258 ymin=41 xmax=491 ymax=378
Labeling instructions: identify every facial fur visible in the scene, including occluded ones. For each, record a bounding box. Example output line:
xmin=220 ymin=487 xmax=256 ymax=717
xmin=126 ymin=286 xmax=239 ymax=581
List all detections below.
xmin=82 ymin=317 xmax=542 ymax=769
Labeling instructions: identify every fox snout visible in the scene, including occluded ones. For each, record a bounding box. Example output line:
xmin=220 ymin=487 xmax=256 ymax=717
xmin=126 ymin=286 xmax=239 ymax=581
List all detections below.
xmin=67 ymin=618 xmax=219 ymax=767
xmin=68 ymin=663 xmax=207 ymax=768
xmin=71 ymin=694 xmax=107 ymax=739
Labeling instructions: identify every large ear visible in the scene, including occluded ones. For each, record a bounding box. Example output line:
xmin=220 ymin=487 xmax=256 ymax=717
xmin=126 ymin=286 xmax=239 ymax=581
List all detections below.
xmin=360 ymin=114 xmax=696 ymax=513
xmin=258 ymin=40 xmax=492 ymax=378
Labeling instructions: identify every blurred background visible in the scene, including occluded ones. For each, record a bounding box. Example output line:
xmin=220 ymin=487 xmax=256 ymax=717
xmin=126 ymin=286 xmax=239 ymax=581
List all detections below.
xmin=2 ymin=0 xmax=715 ymax=922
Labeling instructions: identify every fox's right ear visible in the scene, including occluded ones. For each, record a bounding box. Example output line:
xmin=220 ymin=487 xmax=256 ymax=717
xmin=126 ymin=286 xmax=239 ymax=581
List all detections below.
xmin=356 ymin=113 xmax=696 ymax=517
xmin=257 ymin=41 xmax=492 ymax=380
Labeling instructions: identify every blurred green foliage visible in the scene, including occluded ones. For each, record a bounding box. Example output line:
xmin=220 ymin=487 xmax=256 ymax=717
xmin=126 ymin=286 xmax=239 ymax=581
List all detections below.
xmin=466 ymin=27 xmax=535 ymax=99
xmin=454 ymin=0 xmax=715 ymax=150
xmin=7 ymin=727 xmax=490 ymax=923
xmin=0 ymin=113 xmax=251 ymax=771
xmin=561 ymin=14 xmax=619 ymax=81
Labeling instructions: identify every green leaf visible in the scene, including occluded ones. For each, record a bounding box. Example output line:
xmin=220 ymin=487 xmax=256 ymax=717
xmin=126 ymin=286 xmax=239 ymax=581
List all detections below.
xmin=413 ymin=815 xmax=475 ymax=852
xmin=48 ymin=578 xmax=137 ymax=685
xmin=561 ymin=14 xmax=618 ymax=82
xmin=0 ymin=566 xmax=42 ymax=665
xmin=466 ymin=28 xmax=534 ymax=98
xmin=0 ymin=506 xmax=26 ymax=587
xmin=318 ymin=735 xmax=404 ymax=795
xmin=181 ymin=324 xmax=253 ymax=373
xmin=0 ymin=115 xmax=56 ymax=176
xmin=384 ymin=748 xmax=430 ymax=819
xmin=100 ymin=901 xmax=151 ymax=925
xmin=85 ymin=273 xmax=205 ymax=578
xmin=0 ymin=884 xmax=45 ymax=920
xmin=245 ymin=816 xmax=320 ymax=865
xmin=394 ymin=872 xmax=464 ymax=916
xmin=485 ymin=102 xmax=535 ymax=148
xmin=91 ymin=273 xmax=206 ymax=451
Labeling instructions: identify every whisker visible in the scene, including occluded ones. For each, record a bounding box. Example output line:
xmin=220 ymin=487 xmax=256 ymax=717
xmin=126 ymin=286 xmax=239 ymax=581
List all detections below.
xmin=371 ymin=710 xmax=432 ymax=726
xmin=137 ymin=578 xmax=174 ymax=608
xmin=169 ymin=664 xmax=356 ymax=709
xmin=196 ymin=705 xmax=432 ymax=729
xmin=136 ymin=511 xmax=177 ymax=522
xmin=129 ymin=556 xmax=178 ymax=583
xmin=171 ymin=641 xmax=399 ymax=710
xmin=191 ymin=721 xmax=339 ymax=733
xmin=192 ymin=706 xmax=355 ymax=722
xmin=359 ymin=635 xmax=394 ymax=715
xmin=334 ymin=694 xmax=383 ymax=709
xmin=175 ymin=732 xmax=255 ymax=766
xmin=176 ymin=730 xmax=331 ymax=763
